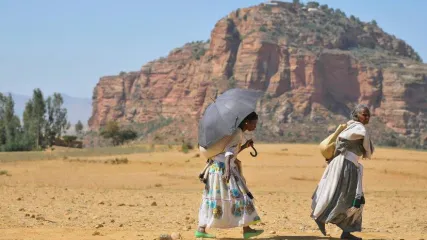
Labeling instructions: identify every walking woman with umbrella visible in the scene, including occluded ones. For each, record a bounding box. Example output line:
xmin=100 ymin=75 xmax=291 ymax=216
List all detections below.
xmin=195 ymin=89 xmax=264 ymax=239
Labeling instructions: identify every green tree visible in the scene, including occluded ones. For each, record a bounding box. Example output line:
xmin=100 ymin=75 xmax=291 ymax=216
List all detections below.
xmin=75 ymin=120 xmax=84 ymax=136
xmin=320 ymin=4 xmax=329 ymax=11
xmin=118 ymin=129 xmax=137 ymax=144
xmin=45 ymin=93 xmax=69 ymax=147
xmin=335 ymin=9 xmax=346 ymax=17
xmin=4 ymin=94 xmax=21 ymax=150
xmin=32 ymin=89 xmax=46 ymax=149
xmin=100 ymin=121 xmax=120 ymax=146
xmin=22 ymin=89 xmax=46 ymax=150
xmin=306 ymin=1 xmax=320 ymax=8
xmin=0 ymin=93 xmax=7 ymax=147
xmin=100 ymin=121 xmax=137 ymax=146
xmin=22 ymin=100 xmax=34 ymax=143
xmin=0 ymin=94 xmax=29 ymax=151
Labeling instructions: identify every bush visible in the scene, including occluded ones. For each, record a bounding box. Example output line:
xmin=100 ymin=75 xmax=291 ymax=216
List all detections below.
xmin=259 ymin=25 xmax=268 ymax=32
xmin=63 ymin=135 xmax=78 ymax=143
xmin=320 ymin=4 xmax=329 ymax=11
xmin=181 ymin=142 xmax=194 ymax=153
xmin=100 ymin=121 xmax=138 ymax=146
xmin=306 ymin=1 xmax=320 ymax=8
xmin=192 ymin=47 xmax=206 ymax=60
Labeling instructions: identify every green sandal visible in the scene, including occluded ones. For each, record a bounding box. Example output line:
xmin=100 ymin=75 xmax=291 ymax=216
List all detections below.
xmin=195 ymin=231 xmax=216 ymax=238
xmin=243 ymin=229 xmax=264 ymax=239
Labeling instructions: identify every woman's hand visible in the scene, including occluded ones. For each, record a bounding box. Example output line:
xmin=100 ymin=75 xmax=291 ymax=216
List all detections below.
xmin=242 ymin=139 xmax=254 ymax=149
xmin=223 ymin=155 xmax=232 ymax=183
xmin=223 ymin=168 xmax=231 ymax=183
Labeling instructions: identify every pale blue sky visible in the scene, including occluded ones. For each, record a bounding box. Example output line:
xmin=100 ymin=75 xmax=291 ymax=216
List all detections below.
xmin=1 ymin=0 xmax=426 ymax=98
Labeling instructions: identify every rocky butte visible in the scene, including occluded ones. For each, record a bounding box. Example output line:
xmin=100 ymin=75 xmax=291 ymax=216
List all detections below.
xmin=88 ymin=1 xmax=427 ymax=148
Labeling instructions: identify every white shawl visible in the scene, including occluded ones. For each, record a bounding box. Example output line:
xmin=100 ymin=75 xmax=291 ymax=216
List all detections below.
xmin=339 ymin=120 xmax=374 ymax=159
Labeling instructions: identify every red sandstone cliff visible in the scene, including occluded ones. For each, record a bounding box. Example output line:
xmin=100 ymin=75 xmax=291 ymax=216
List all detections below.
xmin=88 ymin=2 xmax=427 ymax=148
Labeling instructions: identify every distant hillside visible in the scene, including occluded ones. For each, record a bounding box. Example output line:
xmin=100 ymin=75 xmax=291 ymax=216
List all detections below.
xmin=4 ymin=93 xmax=91 ymax=125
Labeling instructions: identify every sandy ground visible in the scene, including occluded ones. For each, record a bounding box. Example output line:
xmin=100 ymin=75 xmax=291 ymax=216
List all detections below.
xmin=1 ymin=144 xmax=427 ymax=240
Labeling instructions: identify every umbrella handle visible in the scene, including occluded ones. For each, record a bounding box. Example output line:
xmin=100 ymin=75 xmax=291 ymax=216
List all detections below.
xmin=250 ymin=145 xmax=258 ymax=157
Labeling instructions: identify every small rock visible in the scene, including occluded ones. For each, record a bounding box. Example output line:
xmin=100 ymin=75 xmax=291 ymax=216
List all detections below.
xmin=151 ymin=201 xmax=157 ymax=206
xmin=19 ymin=208 xmax=25 ymax=211
xmin=269 ymin=231 xmax=276 ymax=234
xmin=98 ymin=201 xmax=105 ymax=205
xmin=118 ymin=203 xmax=126 ymax=206
xmin=185 ymin=216 xmax=190 ymax=220
xmin=51 ymin=197 xmax=55 ymax=200
xmin=31 ymin=214 xmax=36 ymax=218
xmin=110 ymin=219 xmax=115 ymax=223
xmin=17 ymin=197 xmax=22 ymax=201
xmin=159 ymin=233 xmax=172 ymax=240
xmin=159 ymin=234 xmax=171 ymax=240
xmin=119 ymin=224 xmax=124 ymax=227
xmin=25 ymin=213 xmax=30 ymax=217
xmin=95 ymin=224 xmax=104 ymax=229
xmin=171 ymin=232 xmax=181 ymax=240
xmin=92 ymin=231 xmax=101 ymax=236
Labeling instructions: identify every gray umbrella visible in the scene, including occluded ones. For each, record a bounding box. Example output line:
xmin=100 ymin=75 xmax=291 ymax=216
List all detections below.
xmin=198 ymin=88 xmax=263 ymax=149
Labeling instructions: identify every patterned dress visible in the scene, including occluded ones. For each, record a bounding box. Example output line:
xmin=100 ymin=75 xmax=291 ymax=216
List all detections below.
xmin=197 ymin=129 xmax=261 ymax=228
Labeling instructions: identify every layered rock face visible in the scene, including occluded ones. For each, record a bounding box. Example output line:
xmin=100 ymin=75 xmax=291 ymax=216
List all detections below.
xmin=89 ymin=2 xmax=427 ymax=147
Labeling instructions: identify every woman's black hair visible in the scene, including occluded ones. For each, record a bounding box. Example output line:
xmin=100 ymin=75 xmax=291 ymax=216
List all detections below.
xmin=238 ymin=112 xmax=258 ymax=129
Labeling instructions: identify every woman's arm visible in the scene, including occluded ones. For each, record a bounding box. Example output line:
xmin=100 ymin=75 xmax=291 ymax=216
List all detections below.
xmin=238 ymin=139 xmax=254 ymax=153
xmin=223 ymin=154 xmax=233 ymax=183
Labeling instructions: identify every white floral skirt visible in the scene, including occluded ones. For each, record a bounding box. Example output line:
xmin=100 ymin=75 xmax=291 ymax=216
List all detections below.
xmin=198 ymin=161 xmax=261 ymax=228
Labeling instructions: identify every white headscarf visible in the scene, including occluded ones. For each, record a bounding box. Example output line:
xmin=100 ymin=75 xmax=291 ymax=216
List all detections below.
xmin=339 ymin=120 xmax=374 ymax=159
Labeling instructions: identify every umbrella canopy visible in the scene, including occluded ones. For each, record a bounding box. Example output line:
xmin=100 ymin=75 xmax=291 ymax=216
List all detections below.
xmin=198 ymin=88 xmax=263 ymax=148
